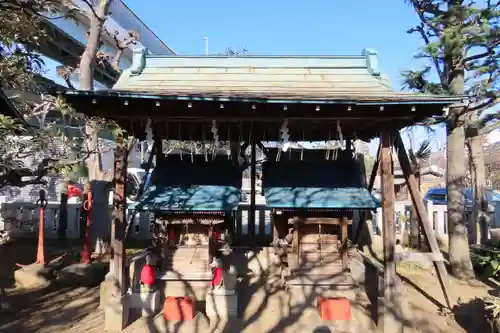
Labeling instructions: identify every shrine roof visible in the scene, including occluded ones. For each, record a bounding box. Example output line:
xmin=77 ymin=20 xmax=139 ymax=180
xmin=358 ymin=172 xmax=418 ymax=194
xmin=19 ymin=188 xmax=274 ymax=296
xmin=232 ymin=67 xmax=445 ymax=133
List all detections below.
xmin=264 ymin=187 xmax=380 ymax=209
xmin=130 ymin=156 xmax=244 ymax=212
xmin=0 ymin=89 xmax=25 ymax=121
xmin=58 ymin=49 xmax=462 ymax=141
xmin=262 ymin=152 xmax=380 ymax=209
xmin=70 ymin=48 xmax=459 ymax=104
xmin=130 ymin=185 xmax=242 ymax=212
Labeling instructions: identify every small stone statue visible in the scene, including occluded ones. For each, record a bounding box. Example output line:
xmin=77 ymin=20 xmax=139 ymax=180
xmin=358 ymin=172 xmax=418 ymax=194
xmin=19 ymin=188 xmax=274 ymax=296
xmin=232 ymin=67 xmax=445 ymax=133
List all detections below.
xmin=209 ymin=257 xmax=237 ymax=295
xmin=140 ymin=252 xmax=157 ymax=293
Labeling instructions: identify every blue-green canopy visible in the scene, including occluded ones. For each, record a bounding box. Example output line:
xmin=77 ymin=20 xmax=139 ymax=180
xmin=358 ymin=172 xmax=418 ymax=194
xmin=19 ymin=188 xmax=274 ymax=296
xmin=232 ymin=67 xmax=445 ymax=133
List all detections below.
xmin=265 ymin=187 xmax=379 ymax=209
xmin=130 ymin=156 xmax=243 ymax=212
xmin=263 ymin=154 xmax=380 ymax=209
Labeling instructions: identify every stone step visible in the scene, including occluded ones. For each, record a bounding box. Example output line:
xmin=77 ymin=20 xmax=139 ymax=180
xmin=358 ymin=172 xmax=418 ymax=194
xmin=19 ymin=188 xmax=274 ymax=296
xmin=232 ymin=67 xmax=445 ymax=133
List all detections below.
xmin=286 ymin=272 xmax=355 ymax=286
xmin=164 ymin=247 xmax=210 ymax=275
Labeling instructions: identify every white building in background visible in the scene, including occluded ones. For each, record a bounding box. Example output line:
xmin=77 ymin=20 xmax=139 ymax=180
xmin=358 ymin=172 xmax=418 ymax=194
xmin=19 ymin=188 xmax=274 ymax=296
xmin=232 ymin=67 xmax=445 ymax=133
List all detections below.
xmin=39 ymin=0 xmax=174 ymax=88
xmin=487 ymin=128 xmax=500 ymax=146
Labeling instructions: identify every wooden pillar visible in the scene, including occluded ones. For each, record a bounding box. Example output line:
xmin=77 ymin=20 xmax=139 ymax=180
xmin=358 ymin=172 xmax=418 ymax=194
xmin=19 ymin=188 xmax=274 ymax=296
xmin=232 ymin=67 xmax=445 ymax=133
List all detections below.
xmin=155 ymin=137 xmax=163 ymax=162
xmin=394 ymin=132 xmax=452 ymax=308
xmin=379 ymin=131 xmax=400 ymax=332
xmin=249 ymin=135 xmax=256 ymax=236
xmin=153 ymin=137 xmax=164 ymax=269
xmin=111 ymin=136 xmax=128 ymax=296
xmin=58 ymin=178 xmax=68 ymax=242
xmin=380 ymin=132 xmax=396 ymax=298
xmin=341 ymin=217 xmax=349 ymax=271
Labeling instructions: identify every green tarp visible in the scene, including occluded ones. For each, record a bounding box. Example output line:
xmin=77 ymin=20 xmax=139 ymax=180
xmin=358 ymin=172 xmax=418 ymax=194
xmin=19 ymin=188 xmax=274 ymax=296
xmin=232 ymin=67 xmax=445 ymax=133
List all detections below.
xmin=262 ymin=154 xmax=380 ymax=209
xmin=130 ymin=156 xmax=243 ymax=212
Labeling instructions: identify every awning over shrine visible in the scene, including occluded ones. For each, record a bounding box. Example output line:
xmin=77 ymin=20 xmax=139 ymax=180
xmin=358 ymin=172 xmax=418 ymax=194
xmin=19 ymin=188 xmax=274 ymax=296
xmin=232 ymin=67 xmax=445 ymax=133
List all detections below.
xmin=58 ymin=48 xmax=462 ymax=141
xmin=262 ymin=153 xmax=380 ymax=209
xmin=264 ymin=187 xmax=379 ymax=209
xmin=129 ymin=157 xmax=243 ymax=212
xmin=96 ymin=48 xmax=457 ymax=104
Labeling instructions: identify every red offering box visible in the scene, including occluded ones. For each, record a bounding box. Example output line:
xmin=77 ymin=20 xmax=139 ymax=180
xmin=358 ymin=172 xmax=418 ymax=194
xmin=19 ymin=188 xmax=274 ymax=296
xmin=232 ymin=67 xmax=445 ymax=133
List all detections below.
xmin=163 ymin=296 xmax=196 ymax=321
xmin=317 ymin=297 xmax=351 ymax=321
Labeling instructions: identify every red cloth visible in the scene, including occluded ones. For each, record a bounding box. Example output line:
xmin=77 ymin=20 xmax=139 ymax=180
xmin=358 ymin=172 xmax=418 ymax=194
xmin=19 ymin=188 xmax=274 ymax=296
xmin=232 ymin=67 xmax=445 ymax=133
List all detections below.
xmin=67 ymin=185 xmax=82 ymax=198
xmin=211 ymin=267 xmax=223 ymax=287
xmin=140 ymin=264 xmax=156 ymax=286
xmin=212 ymin=231 xmax=218 ymax=240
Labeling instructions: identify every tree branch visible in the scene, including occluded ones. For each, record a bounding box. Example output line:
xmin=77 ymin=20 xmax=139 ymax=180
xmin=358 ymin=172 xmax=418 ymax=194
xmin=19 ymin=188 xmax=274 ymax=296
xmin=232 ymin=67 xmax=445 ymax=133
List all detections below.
xmin=408 ymin=23 xmax=445 ymax=85
xmin=80 ymin=0 xmax=103 ymax=21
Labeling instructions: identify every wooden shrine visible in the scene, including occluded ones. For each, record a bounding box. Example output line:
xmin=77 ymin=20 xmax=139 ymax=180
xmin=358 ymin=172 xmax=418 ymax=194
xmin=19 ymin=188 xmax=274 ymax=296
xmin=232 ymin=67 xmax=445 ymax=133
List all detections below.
xmin=60 ymin=48 xmax=460 ymax=332
xmin=129 ymin=154 xmax=242 ymax=299
xmin=263 ymin=147 xmax=380 ymax=290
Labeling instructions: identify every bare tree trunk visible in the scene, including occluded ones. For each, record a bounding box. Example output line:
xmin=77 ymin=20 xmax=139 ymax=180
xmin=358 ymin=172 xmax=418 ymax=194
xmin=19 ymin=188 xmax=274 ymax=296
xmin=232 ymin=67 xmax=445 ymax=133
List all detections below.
xmin=80 ymin=14 xmax=104 ymax=90
xmin=79 ymin=0 xmax=113 ymax=254
xmin=466 ymin=114 xmax=488 ymax=245
xmin=447 ymin=111 xmax=474 ymax=278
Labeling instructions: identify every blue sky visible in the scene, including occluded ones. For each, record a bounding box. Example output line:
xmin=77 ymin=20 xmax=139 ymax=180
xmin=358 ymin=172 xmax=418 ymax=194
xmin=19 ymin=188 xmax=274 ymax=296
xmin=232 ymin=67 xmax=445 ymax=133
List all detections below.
xmin=43 ymin=0 xmax=499 ymax=154
xmin=124 ymin=0 xmax=449 ymax=154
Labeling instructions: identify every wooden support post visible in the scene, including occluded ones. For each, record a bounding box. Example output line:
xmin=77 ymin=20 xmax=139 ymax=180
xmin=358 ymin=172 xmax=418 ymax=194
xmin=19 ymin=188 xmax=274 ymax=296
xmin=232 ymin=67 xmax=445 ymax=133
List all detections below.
xmin=341 ymin=217 xmax=349 ymax=271
xmin=111 ymin=136 xmax=128 ymax=296
xmin=379 ymin=131 xmax=404 ymax=333
xmin=293 ymin=218 xmax=300 ymax=268
xmin=394 ymin=132 xmax=452 ymax=309
xmin=58 ymin=179 xmax=68 ymax=242
xmin=380 ymin=132 xmax=396 ymax=302
xmin=249 ymin=135 xmax=256 ymax=236
xmin=153 ymin=137 xmax=163 ymax=269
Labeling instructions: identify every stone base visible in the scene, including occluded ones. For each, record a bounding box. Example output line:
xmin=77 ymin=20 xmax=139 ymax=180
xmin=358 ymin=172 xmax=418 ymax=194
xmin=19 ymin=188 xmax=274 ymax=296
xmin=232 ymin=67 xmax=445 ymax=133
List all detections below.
xmin=205 ymin=291 xmax=238 ymax=319
xmin=128 ymin=290 xmax=161 ymax=317
xmin=162 ymin=280 xmax=210 ymax=301
xmin=56 ymin=262 xmax=108 ymax=286
xmin=14 ymin=264 xmax=53 ymax=289
xmin=104 ymin=295 xmax=130 ymax=332
xmin=100 ymin=276 xmax=114 ymax=309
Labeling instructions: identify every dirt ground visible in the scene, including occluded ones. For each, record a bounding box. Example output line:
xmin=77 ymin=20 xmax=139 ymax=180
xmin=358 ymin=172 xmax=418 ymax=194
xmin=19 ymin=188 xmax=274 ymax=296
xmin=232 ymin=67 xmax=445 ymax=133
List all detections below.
xmin=0 ymin=240 xmax=496 ymax=333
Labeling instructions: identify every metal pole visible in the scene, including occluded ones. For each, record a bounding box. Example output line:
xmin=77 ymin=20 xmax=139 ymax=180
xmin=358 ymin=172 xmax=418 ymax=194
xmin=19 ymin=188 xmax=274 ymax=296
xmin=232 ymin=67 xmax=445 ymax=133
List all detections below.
xmin=204 ymin=37 xmax=209 ymax=55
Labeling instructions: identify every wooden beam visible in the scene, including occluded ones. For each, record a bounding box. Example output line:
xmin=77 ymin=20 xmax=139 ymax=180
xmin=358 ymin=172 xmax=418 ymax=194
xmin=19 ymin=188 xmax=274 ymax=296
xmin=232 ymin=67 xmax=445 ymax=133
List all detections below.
xmin=380 ymin=131 xmax=396 ymax=303
xmin=111 ymin=136 xmax=128 ymax=296
xmin=395 ymin=252 xmax=445 ymax=263
xmin=394 ymin=132 xmax=452 ymax=309
xmin=292 ymin=217 xmax=301 ymax=268
xmin=288 ymin=217 xmax=353 ymax=225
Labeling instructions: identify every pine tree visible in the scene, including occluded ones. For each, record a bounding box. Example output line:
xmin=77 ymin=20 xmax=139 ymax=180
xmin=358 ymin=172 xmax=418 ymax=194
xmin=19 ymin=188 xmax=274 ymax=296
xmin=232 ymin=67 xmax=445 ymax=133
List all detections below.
xmin=403 ymin=0 xmax=499 ymax=278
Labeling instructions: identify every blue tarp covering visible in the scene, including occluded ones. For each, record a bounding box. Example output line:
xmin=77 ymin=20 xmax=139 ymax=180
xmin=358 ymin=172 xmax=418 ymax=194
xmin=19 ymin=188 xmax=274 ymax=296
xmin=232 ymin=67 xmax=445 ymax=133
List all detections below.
xmin=424 ymin=187 xmax=500 ymax=206
xmin=262 ymin=154 xmax=380 ymax=209
xmin=130 ymin=156 xmax=243 ymax=212
xmin=129 ymin=185 xmax=242 ymax=211
xmin=265 ymin=187 xmax=380 ymax=209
